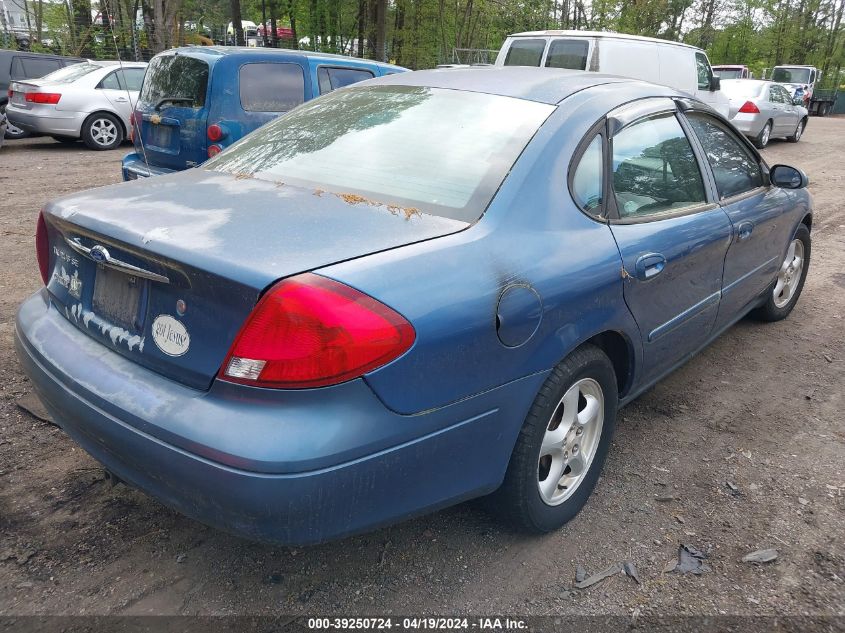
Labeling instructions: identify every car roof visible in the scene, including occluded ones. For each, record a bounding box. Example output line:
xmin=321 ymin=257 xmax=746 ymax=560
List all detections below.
xmin=165 ymin=46 xmax=405 ymax=70
xmin=367 ymin=66 xmax=647 ymax=104
xmin=506 ymin=30 xmax=703 ymax=51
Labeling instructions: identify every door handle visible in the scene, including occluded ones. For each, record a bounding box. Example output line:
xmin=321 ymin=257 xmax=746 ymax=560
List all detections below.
xmin=115 ymin=97 xmax=128 ymax=103
xmin=737 ymin=221 xmax=754 ymax=241
xmin=634 ymin=253 xmax=666 ymax=280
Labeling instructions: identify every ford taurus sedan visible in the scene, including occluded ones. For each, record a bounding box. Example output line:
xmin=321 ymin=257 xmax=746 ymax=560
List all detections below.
xmin=15 ymin=68 xmax=812 ymax=544
xmin=6 ymin=61 xmax=146 ymax=150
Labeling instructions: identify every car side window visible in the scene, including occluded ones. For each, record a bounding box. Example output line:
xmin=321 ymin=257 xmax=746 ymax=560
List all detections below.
xmin=545 ymin=39 xmax=589 ymax=70
xmin=123 ymin=68 xmax=146 ymax=91
xmin=571 ymin=134 xmax=603 ymax=213
xmin=686 ymin=113 xmax=763 ymax=199
xmin=503 ymin=39 xmax=546 ymax=67
xmin=317 ymin=67 xmax=375 ymax=95
xmin=767 ymin=87 xmax=781 ymax=103
xmin=99 ymin=71 xmax=121 ymax=90
xmin=611 ymin=114 xmax=707 ymax=219
xmin=239 ymin=62 xmax=305 ymax=113
xmin=695 ymin=52 xmax=712 ymax=90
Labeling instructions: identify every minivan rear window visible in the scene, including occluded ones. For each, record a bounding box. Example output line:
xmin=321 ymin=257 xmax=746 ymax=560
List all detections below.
xmin=504 ymin=39 xmax=546 ymax=67
xmin=11 ymin=56 xmax=63 ymax=80
xmin=139 ymin=55 xmax=209 ymax=109
xmin=545 ymin=39 xmax=589 ymax=70
xmin=239 ymin=63 xmax=305 ymax=112
xmin=206 ymin=86 xmax=554 ymax=223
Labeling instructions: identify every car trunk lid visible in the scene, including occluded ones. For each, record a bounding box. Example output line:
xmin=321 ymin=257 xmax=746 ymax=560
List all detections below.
xmin=41 ymin=169 xmax=467 ymax=390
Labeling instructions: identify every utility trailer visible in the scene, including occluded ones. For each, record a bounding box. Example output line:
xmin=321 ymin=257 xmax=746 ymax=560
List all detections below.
xmin=809 ymin=88 xmax=838 ymax=116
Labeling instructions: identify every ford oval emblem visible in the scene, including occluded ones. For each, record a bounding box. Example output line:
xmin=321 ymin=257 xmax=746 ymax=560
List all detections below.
xmin=89 ymin=245 xmax=109 ymax=263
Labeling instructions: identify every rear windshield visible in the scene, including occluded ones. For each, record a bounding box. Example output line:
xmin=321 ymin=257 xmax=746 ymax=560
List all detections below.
xmin=545 ymin=39 xmax=588 ymax=70
xmin=139 ymin=55 xmax=209 ymax=109
xmin=40 ymin=62 xmax=102 ymax=83
xmin=205 ymin=86 xmax=554 ymax=222
xmin=720 ymin=81 xmax=764 ymax=98
xmin=772 ymin=67 xmax=811 ymax=84
xmin=714 ymin=68 xmax=743 ymax=79
xmin=504 ymin=39 xmax=546 ymax=67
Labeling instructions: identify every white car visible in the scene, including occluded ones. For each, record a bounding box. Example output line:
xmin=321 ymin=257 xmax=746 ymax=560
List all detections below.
xmin=495 ymin=30 xmax=730 ymax=117
xmin=6 ymin=61 xmax=147 ymax=150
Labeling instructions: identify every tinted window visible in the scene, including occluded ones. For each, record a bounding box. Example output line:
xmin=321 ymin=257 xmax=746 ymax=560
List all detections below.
xmin=714 ymin=68 xmax=743 ymax=79
xmin=572 ymin=135 xmax=603 ymax=212
xmin=504 ymin=39 xmax=546 ymax=67
xmin=123 ymin=68 xmax=145 ymax=91
xmin=545 ymin=39 xmax=588 ymax=70
xmin=612 ymin=114 xmax=706 ymax=218
xmin=318 ymin=67 xmax=375 ymax=94
xmin=239 ymin=63 xmax=305 ymax=112
xmin=686 ymin=113 xmax=763 ymax=199
xmin=207 ymin=86 xmax=554 ymax=222
xmin=100 ymin=71 xmax=122 ymax=90
xmin=139 ymin=55 xmax=208 ymax=109
xmin=695 ymin=52 xmax=712 ymax=90
xmin=11 ymin=56 xmax=62 ymax=80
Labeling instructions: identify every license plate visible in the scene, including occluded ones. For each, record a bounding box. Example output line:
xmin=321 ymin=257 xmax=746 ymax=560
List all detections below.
xmin=92 ymin=266 xmax=143 ymax=330
xmin=150 ymin=124 xmax=173 ymax=148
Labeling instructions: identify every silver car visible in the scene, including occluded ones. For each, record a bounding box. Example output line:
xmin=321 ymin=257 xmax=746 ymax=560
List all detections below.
xmin=5 ymin=61 xmax=147 ymax=150
xmin=0 ymin=108 xmax=6 ymax=149
xmin=723 ymin=79 xmax=808 ymax=149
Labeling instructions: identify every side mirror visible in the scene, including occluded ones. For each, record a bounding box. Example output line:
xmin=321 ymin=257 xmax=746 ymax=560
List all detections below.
xmin=709 ymin=75 xmax=721 ymax=91
xmin=770 ymin=164 xmax=809 ymax=189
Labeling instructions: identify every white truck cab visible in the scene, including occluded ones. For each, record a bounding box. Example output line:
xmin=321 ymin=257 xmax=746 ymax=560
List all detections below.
xmin=770 ymin=65 xmax=820 ymax=102
xmin=494 ymin=30 xmax=730 ymax=117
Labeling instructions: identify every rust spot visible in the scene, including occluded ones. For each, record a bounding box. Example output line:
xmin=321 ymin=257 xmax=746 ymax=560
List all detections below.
xmin=313 ymin=189 xmax=325 ymax=197
xmin=620 ymin=266 xmax=633 ymax=280
xmin=334 ymin=192 xmax=422 ymax=221
xmin=234 ymin=172 xmax=253 ymax=180
xmin=338 ymin=193 xmax=369 ymax=205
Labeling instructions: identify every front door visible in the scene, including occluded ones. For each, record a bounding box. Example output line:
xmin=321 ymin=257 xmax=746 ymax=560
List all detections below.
xmin=606 ymin=108 xmax=732 ymax=383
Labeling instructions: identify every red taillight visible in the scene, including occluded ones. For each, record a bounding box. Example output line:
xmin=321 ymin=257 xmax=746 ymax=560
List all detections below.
xmin=6 ymin=89 xmax=11 ymax=98
xmin=36 ymin=211 xmax=50 ymax=286
xmin=219 ymin=273 xmax=415 ymax=389
xmin=207 ymin=143 xmax=222 ymax=158
xmin=207 ymin=123 xmax=225 ymax=141
xmin=738 ymin=101 xmax=760 ymax=114
xmin=25 ymin=92 xmax=61 ymax=104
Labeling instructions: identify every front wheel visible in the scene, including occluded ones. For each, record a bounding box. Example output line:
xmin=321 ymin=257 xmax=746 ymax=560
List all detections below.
xmin=751 ymin=224 xmax=810 ymax=322
xmin=493 ymin=345 xmax=618 ymax=533
xmin=82 ymin=112 xmax=123 ymax=150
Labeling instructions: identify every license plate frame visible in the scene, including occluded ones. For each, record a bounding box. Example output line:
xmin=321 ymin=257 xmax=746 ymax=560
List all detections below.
xmin=92 ymin=266 xmax=144 ymax=331
xmin=149 ymin=124 xmax=173 ymax=149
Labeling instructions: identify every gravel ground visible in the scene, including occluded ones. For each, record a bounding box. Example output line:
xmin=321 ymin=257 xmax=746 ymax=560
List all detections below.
xmin=0 ymin=124 xmax=843 ymax=618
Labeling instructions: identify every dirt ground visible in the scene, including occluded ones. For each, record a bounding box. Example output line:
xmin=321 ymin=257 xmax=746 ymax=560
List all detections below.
xmin=0 ymin=122 xmax=843 ymax=619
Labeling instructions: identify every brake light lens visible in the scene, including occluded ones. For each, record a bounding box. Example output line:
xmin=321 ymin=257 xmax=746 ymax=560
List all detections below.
xmin=36 ymin=211 xmax=50 ymax=286
xmin=25 ymin=92 xmax=61 ymax=104
xmin=208 ymin=143 xmax=222 ymax=158
xmin=738 ymin=100 xmax=760 ymax=114
xmin=220 ymin=273 xmax=415 ymax=389
xmin=207 ymin=123 xmax=226 ymax=141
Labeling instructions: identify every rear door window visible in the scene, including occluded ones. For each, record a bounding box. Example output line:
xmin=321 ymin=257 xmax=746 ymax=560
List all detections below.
xmin=545 ymin=39 xmax=589 ymax=70
xmin=11 ymin=56 xmax=63 ymax=80
xmin=503 ymin=39 xmax=546 ymax=67
xmin=317 ymin=67 xmax=375 ymax=95
xmin=99 ymin=70 xmax=122 ymax=90
xmin=139 ymin=55 xmax=209 ymax=109
xmin=122 ymin=68 xmax=146 ymax=91
xmin=239 ymin=62 xmax=305 ymax=112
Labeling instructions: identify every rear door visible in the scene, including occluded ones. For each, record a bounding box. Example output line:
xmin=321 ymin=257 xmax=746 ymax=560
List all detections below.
xmin=605 ymin=100 xmax=732 ymax=383
xmin=135 ymin=54 xmax=211 ymax=170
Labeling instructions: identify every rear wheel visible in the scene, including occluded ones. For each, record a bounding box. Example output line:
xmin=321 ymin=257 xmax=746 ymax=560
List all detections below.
xmin=82 ymin=112 xmax=123 ymax=150
xmin=492 ymin=345 xmax=618 ymax=533
xmin=751 ymin=224 xmax=810 ymax=322
xmin=1 ymin=102 xmax=29 ymax=140
xmin=753 ymin=121 xmax=772 ymax=149
xmin=787 ymin=118 xmax=806 ymax=143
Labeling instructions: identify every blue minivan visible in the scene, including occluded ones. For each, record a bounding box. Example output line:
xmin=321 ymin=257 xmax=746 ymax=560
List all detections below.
xmin=121 ymin=47 xmax=406 ymax=180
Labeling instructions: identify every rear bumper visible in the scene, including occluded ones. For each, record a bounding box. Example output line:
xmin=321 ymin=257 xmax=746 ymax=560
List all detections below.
xmin=730 ymin=113 xmax=766 ymax=137
xmin=5 ymin=106 xmax=83 ymax=136
xmin=15 ymin=289 xmax=542 ymax=544
xmin=121 ymin=152 xmax=179 ymax=180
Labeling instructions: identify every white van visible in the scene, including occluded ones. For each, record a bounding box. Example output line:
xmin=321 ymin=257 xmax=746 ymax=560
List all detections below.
xmin=495 ymin=30 xmax=730 ymax=117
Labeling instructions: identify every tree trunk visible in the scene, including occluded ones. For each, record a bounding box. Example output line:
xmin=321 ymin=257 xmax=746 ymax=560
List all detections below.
xmin=357 ymin=0 xmax=366 ymax=57
xmin=230 ymin=0 xmax=245 ymax=46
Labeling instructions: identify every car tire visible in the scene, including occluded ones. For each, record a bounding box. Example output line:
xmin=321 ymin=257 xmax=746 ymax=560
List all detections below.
xmin=492 ymin=344 xmax=618 ymax=533
xmin=787 ymin=118 xmax=806 ymax=143
xmin=1 ymin=102 xmax=29 ymax=140
xmin=753 ymin=121 xmax=772 ymax=149
xmin=51 ymin=135 xmax=78 ymax=144
xmin=751 ymin=224 xmax=810 ymax=322
xmin=82 ymin=112 xmax=123 ymax=150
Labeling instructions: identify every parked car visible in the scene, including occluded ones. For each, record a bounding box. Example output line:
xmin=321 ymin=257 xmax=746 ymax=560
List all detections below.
xmin=494 ymin=30 xmax=730 ymax=116
xmin=17 ymin=68 xmax=812 ymax=545
xmin=722 ymin=79 xmax=808 ymax=148
xmin=713 ymin=64 xmax=751 ymax=79
xmin=0 ymin=48 xmax=85 ymax=139
xmin=0 ymin=107 xmax=6 ymax=148
xmin=6 ymin=61 xmax=147 ymax=150
xmin=121 ymin=47 xmax=406 ymax=180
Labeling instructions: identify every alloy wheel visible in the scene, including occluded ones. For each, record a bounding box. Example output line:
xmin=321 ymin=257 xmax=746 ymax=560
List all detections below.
xmin=90 ymin=118 xmax=118 ymax=147
xmin=773 ymin=238 xmax=804 ymax=308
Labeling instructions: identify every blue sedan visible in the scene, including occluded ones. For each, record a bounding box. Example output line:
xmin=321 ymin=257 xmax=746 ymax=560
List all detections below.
xmin=15 ymin=68 xmax=812 ymax=544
